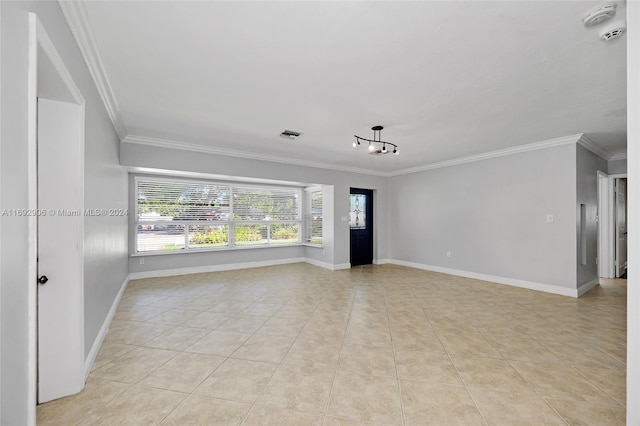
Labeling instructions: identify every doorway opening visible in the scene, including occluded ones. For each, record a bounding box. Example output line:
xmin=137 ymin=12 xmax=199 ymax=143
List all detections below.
xmin=349 ymin=188 xmax=373 ymax=266
xmin=597 ymin=171 xmax=628 ymax=279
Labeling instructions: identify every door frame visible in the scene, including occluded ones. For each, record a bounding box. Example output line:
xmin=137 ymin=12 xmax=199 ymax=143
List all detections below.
xmin=614 ymin=177 xmax=628 ymax=277
xmin=349 ymin=188 xmax=374 ymax=266
xmin=27 ymin=12 xmax=86 ymax=415
xmin=597 ymin=171 xmax=627 ymax=278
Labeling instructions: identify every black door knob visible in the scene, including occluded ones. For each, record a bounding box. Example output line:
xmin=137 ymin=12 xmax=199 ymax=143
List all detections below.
xmin=38 ymin=275 xmax=49 ymax=284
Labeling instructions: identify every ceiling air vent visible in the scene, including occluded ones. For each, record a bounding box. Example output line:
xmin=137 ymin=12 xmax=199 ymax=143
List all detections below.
xmin=279 ymin=130 xmax=303 ymax=140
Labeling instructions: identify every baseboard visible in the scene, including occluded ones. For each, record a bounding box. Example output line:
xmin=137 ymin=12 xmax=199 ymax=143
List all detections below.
xmin=304 ymin=257 xmax=337 ymax=270
xmin=577 ymin=277 xmax=600 ymax=297
xmin=388 ymin=260 xmax=579 ymax=298
xmin=332 ymin=263 xmax=351 ymax=270
xmin=129 ymin=257 xmax=306 ymax=279
xmin=374 ymin=258 xmax=392 ymax=265
xmin=84 ymin=274 xmax=130 ymax=380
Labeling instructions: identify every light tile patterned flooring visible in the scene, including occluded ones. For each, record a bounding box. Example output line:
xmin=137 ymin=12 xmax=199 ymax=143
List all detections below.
xmin=37 ymin=264 xmax=627 ymax=425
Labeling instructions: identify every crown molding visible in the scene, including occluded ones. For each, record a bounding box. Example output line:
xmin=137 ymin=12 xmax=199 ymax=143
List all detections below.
xmin=576 ymin=134 xmax=611 ymax=160
xmin=58 ymin=0 xmax=126 ymax=139
xmin=389 ymin=134 xmax=584 ymax=176
xmin=608 ymin=152 xmax=628 ymax=161
xmin=122 ymin=135 xmax=389 ymax=177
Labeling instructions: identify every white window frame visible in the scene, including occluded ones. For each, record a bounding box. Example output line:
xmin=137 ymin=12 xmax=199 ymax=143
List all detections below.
xmin=134 ymin=176 xmax=303 ymax=254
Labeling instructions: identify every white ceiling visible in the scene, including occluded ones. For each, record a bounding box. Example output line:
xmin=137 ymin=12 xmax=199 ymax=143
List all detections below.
xmin=74 ymin=1 xmax=627 ymax=174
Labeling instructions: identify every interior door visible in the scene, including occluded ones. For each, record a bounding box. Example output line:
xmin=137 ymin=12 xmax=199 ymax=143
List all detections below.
xmin=37 ymin=98 xmax=85 ymax=403
xmin=615 ymin=178 xmax=627 ymax=278
xmin=349 ymin=189 xmax=373 ymax=266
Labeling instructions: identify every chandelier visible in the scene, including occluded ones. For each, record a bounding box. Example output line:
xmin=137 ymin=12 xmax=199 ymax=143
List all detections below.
xmin=353 ymin=126 xmax=399 ymax=155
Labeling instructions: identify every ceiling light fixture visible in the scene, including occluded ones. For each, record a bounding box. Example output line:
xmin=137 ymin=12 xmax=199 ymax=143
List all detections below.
xmin=353 ymin=126 xmax=399 ymax=156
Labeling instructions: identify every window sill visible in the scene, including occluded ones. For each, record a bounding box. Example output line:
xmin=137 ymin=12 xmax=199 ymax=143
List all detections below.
xmin=131 ymin=242 xmax=305 ymax=257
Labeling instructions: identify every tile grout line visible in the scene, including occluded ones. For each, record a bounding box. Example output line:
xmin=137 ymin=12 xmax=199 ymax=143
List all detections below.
xmin=238 ymin=282 xmax=328 ymax=425
xmin=384 ymin=281 xmax=407 ymax=426
xmin=427 ymin=305 xmax=491 ymax=426
xmin=320 ymin=275 xmax=356 ymax=422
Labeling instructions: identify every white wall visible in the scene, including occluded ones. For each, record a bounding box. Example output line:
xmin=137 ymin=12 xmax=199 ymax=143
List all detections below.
xmin=388 ymin=143 xmax=577 ymax=292
xmin=576 ymin=144 xmax=607 ymax=290
xmin=608 ymin=158 xmax=627 ymax=175
xmin=0 ymin=2 xmax=128 ymax=423
xmin=121 ymin=142 xmax=388 ymax=272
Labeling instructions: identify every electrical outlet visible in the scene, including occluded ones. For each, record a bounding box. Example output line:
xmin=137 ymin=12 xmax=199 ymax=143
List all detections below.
xmin=140 ymin=258 xmax=144 ymax=265
xmin=546 ymin=214 xmax=554 ymax=223
xmin=446 ymin=251 xmax=451 ymax=258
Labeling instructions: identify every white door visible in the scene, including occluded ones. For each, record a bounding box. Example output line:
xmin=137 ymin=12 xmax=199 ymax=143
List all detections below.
xmin=37 ymin=98 xmax=85 ymax=403
xmin=615 ymin=178 xmax=627 ymax=278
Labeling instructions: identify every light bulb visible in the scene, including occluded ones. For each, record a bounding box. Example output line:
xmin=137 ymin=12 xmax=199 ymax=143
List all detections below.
xmin=352 ymin=141 xmax=357 ymax=148
xmin=394 ymin=148 xmax=399 ymax=155
xmin=381 ymin=144 xmax=387 ymax=153
xmin=368 ymin=143 xmax=375 ymax=151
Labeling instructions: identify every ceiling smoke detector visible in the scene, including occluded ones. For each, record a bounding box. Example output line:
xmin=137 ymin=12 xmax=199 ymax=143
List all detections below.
xmin=582 ymin=3 xmax=617 ymax=27
xmin=279 ymin=129 xmax=302 ymax=140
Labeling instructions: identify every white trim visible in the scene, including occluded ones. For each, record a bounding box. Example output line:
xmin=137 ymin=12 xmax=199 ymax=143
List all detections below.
xmin=27 ymin=14 xmax=38 ymax=424
xmin=124 ymin=132 xmax=620 ymax=179
xmin=627 ymin=1 xmax=640 ymax=420
xmin=374 ymin=258 xmax=392 ymax=265
xmin=84 ymin=275 xmax=129 ymax=380
xmin=58 ymin=0 xmax=126 ymax=139
xmin=577 ymin=135 xmax=611 ymax=160
xmin=304 ymin=258 xmax=336 ymax=270
xmin=577 ymin=278 xmax=600 ymax=297
xmin=122 ymin=135 xmax=388 ymax=177
xmin=0 ymin=1 xmax=2 ymax=417
xmin=332 ymin=263 xmax=352 ymax=270
xmin=390 ymin=134 xmax=583 ymax=176
xmin=129 ymin=257 xmax=306 ymax=280
xmin=123 ymin=134 xmax=592 ymax=179
xmin=126 ymin=166 xmax=318 ymax=188
xmin=305 ymin=258 xmax=350 ymax=270
xmin=609 ymin=152 xmax=628 ymax=161
xmin=609 ymin=173 xmax=628 ymax=179
xmin=387 ymin=259 xmax=579 ymax=298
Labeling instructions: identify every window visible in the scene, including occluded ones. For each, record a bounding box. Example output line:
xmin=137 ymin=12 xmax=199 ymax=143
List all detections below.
xmin=349 ymin=193 xmax=366 ymax=229
xmin=305 ymin=188 xmax=323 ymax=244
xmin=135 ymin=177 xmax=301 ymax=253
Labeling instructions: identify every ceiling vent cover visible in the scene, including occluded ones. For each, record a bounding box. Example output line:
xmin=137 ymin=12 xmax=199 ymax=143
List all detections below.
xmin=582 ymin=3 xmax=616 ymax=27
xmin=279 ymin=130 xmax=302 ymax=140
xmin=600 ymin=25 xmax=626 ymax=41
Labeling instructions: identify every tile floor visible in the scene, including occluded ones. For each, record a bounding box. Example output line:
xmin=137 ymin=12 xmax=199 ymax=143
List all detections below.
xmin=37 ymin=263 xmax=627 ymax=425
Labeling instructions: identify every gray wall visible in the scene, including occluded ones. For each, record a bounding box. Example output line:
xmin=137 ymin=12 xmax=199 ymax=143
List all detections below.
xmin=121 ymin=143 xmax=388 ymax=272
xmin=1 ymin=2 xmax=128 ymax=423
xmin=608 ymin=158 xmax=627 ymax=175
xmin=388 ymin=143 xmax=577 ymax=289
xmin=576 ymin=144 xmax=607 ymax=288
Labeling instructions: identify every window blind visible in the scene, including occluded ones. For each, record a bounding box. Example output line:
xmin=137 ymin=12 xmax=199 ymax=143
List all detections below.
xmin=135 ymin=177 xmax=303 ymax=252
xmin=305 ymin=189 xmax=323 ymax=244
